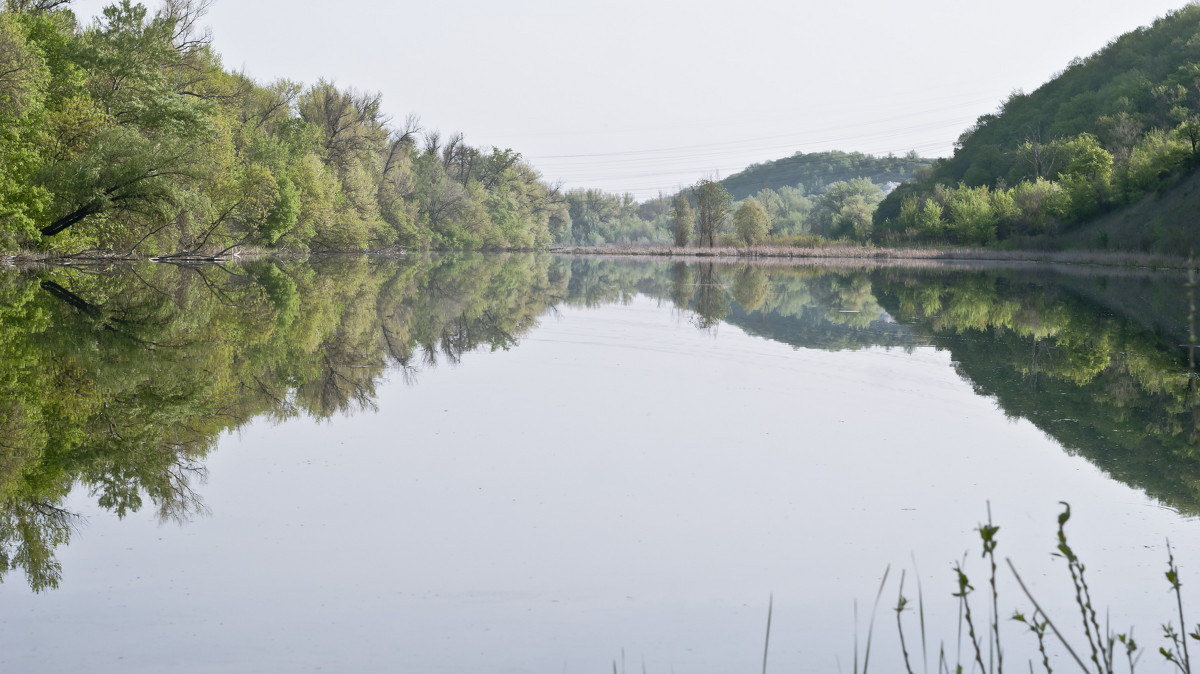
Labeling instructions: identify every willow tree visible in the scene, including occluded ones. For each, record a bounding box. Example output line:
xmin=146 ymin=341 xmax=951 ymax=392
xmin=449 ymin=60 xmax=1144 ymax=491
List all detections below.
xmin=34 ymin=1 xmax=217 ymax=243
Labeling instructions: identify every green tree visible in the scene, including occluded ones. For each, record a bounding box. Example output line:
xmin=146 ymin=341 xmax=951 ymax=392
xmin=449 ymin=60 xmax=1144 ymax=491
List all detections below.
xmin=1171 ymin=114 xmax=1200 ymax=152
xmin=831 ymin=194 xmax=874 ymax=240
xmin=694 ymin=179 xmax=730 ymax=247
xmin=812 ymin=178 xmax=882 ymax=238
xmin=0 ymin=11 xmax=51 ymax=247
xmin=733 ymin=197 xmax=769 ymax=245
xmin=945 ymin=184 xmax=998 ymax=244
xmin=895 ymin=196 xmax=944 ymax=240
xmin=772 ymin=185 xmax=812 ymax=234
xmin=671 ymin=192 xmax=693 ymax=246
xmin=33 ymin=1 xmax=216 ymax=243
xmin=297 ymin=80 xmax=387 ymax=179
xmin=1008 ymin=178 xmax=1069 ymax=236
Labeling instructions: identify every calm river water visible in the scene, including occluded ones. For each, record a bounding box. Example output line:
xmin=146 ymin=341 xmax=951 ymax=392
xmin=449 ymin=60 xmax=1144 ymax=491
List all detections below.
xmin=0 ymin=254 xmax=1197 ymax=673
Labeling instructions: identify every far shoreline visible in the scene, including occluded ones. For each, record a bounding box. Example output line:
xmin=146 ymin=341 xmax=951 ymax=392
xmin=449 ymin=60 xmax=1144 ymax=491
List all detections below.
xmin=3 ymin=244 xmax=1193 ymax=272
xmin=549 ymin=244 xmax=1194 ymax=270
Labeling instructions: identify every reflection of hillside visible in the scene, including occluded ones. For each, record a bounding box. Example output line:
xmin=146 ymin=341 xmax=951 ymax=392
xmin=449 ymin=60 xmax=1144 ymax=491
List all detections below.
xmin=724 ymin=302 xmax=920 ymax=352
xmin=721 ymin=264 xmax=919 ymax=351
xmin=872 ymin=270 xmax=1200 ymax=515
xmin=561 ymin=258 xmax=925 ymax=350
xmin=565 ymin=257 xmax=1200 ymax=515
xmin=1051 ymin=273 xmax=1192 ymax=349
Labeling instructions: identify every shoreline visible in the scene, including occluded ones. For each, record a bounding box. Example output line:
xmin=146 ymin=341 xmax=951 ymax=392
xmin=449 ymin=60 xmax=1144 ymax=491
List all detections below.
xmin=3 ymin=244 xmax=1192 ymax=272
xmin=0 ymin=246 xmax=409 ymax=268
xmin=548 ymin=244 xmax=1193 ymax=270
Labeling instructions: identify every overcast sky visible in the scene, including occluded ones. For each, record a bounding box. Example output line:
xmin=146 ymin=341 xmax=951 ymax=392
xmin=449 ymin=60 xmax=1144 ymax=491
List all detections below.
xmin=70 ymin=0 xmax=1197 ymax=199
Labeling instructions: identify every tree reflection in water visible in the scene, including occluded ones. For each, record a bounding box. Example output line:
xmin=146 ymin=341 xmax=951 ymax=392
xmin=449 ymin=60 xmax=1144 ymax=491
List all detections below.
xmin=0 ymin=255 xmax=1196 ymax=591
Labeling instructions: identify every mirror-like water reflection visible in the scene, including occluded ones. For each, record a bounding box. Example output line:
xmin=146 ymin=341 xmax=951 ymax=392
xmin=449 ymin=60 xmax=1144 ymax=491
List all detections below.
xmin=0 ymin=255 xmax=572 ymax=592
xmin=0 ymin=254 xmax=1197 ymax=673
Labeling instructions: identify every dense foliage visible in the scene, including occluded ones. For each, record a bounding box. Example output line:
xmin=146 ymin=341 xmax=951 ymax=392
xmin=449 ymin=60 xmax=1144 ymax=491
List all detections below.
xmin=875 ymin=5 xmax=1200 ymax=250
xmin=0 ymin=1 xmax=569 ymax=255
xmin=557 ymin=189 xmax=672 ymax=246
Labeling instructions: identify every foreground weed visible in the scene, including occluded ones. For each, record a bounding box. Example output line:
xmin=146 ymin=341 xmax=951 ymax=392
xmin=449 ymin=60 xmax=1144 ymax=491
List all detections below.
xmin=879 ymin=503 xmax=1195 ymax=674
xmin=1160 ymin=543 xmax=1200 ymax=674
xmin=953 ymin=562 xmax=988 ymax=674
xmin=763 ymin=593 xmax=773 ymax=674
xmin=1052 ymin=502 xmax=1113 ymax=673
xmin=854 ymin=566 xmax=891 ymax=674
xmin=896 ymin=571 xmax=916 ymax=674
xmin=1117 ymin=631 xmax=1141 ymax=673
xmin=981 ymin=503 xmax=1004 ymax=674
xmin=1012 ymin=608 xmax=1053 ymax=674
xmin=897 ymin=554 xmax=931 ymax=671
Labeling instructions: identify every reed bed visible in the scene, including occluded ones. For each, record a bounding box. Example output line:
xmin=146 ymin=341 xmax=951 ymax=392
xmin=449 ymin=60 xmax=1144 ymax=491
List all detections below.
xmin=551 ymin=244 xmax=1192 ymax=270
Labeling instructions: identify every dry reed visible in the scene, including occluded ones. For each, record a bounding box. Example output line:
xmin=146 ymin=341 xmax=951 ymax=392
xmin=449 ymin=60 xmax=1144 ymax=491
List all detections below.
xmin=550 ymin=244 xmax=1191 ymax=270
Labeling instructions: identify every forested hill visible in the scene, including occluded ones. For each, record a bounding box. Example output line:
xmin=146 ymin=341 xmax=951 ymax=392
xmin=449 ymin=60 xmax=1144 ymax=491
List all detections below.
xmin=720 ymin=151 xmax=936 ymax=201
xmin=874 ymin=4 xmax=1200 ymax=252
xmin=932 ymin=6 xmax=1200 ymax=188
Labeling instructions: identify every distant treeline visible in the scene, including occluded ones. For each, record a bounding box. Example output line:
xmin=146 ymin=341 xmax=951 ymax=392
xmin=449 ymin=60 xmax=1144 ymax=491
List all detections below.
xmin=556 ymin=151 xmax=937 ymax=247
xmin=0 ymin=0 xmax=570 ymax=255
xmin=875 ymin=5 xmax=1200 ymax=251
xmin=719 ymin=150 xmax=936 ymax=201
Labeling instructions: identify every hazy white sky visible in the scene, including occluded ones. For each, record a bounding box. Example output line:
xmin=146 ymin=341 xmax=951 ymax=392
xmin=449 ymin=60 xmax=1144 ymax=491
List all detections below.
xmin=72 ymin=0 xmax=1196 ymax=198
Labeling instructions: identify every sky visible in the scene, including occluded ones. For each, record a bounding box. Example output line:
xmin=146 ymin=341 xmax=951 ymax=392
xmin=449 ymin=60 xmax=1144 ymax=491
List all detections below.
xmin=69 ymin=0 xmax=1199 ymax=199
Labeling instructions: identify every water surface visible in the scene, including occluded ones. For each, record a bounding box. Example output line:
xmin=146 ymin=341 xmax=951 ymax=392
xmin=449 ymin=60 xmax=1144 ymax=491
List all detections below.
xmin=0 ymin=255 xmax=1196 ymax=673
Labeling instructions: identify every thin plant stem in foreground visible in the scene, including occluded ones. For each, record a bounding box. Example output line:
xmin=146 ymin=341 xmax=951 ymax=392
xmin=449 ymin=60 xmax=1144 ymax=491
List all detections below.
xmin=1007 ymin=558 xmax=1092 ymax=673
xmin=911 ymin=552 xmax=929 ymax=674
xmin=857 ymin=565 xmax=891 ymax=674
xmin=981 ymin=502 xmax=1004 ymax=674
xmin=897 ymin=570 xmax=916 ymax=674
xmin=1167 ymin=542 xmax=1192 ymax=673
xmin=954 ymin=562 xmax=988 ymax=674
xmin=763 ymin=593 xmax=773 ymax=674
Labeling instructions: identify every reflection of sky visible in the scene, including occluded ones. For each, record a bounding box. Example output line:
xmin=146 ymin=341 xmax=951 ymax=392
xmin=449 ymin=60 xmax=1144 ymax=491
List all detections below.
xmin=2 ymin=296 xmax=1195 ymax=673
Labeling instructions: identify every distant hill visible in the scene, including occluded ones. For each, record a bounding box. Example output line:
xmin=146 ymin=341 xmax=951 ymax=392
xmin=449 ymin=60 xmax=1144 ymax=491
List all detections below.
xmin=720 ymin=150 xmax=937 ymax=201
xmin=874 ymin=5 xmax=1200 ymax=252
